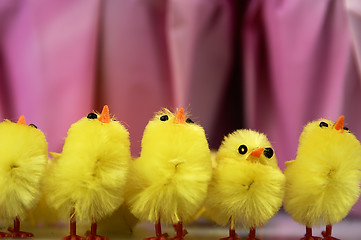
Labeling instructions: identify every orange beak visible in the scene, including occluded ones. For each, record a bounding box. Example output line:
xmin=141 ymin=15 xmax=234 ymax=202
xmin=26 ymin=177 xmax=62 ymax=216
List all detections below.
xmin=334 ymin=115 xmax=344 ymax=132
xmin=250 ymin=148 xmax=265 ymax=158
xmin=99 ymin=105 xmax=111 ymax=123
xmin=174 ymin=108 xmax=185 ymax=124
xmin=17 ymin=115 xmax=26 ymax=125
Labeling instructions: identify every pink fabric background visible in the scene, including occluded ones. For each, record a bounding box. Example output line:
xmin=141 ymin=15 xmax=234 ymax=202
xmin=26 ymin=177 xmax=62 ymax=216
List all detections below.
xmin=1 ymin=0 xmax=361 ymax=216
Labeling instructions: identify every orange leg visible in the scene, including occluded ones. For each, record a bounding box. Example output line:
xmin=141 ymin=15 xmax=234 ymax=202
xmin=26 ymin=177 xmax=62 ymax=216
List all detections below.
xmin=244 ymin=227 xmax=260 ymax=240
xmin=144 ymin=218 xmax=168 ymax=240
xmin=220 ymin=228 xmax=241 ymax=240
xmin=170 ymin=222 xmax=188 ymax=240
xmin=62 ymin=215 xmax=85 ymax=240
xmin=7 ymin=217 xmax=33 ymax=238
xmin=85 ymin=222 xmax=108 ymax=240
xmin=220 ymin=217 xmax=241 ymax=240
xmin=321 ymin=225 xmax=340 ymax=240
xmin=300 ymin=227 xmax=322 ymax=240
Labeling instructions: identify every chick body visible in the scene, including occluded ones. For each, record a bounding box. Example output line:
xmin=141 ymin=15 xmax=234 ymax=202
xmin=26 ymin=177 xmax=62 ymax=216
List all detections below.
xmin=46 ymin=106 xmax=130 ymax=239
xmin=205 ymin=129 xmax=285 ymax=239
xmin=0 ymin=117 xmax=48 ymax=237
xmin=126 ymin=108 xmax=211 ymax=239
xmin=284 ymin=116 xmax=361 ymax=239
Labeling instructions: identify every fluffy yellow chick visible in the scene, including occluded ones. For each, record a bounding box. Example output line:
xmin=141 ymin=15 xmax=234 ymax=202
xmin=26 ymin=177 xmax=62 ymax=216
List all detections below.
xmin=126 ymin=108 xmax=212 ymax=240
xmin=205 ymin=129 xmax=285 ymax=240
xmin=284 ymin=116 xmax=361 ymax=240
xmin=0 ymin=115 xmax=48 ymax=238
xmin=45 ymin=105 xmax=131 ymax=240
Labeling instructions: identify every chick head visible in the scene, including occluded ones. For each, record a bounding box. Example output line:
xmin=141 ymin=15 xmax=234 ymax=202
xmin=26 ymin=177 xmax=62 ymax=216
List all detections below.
xmin=140 ymin=108 xmax=209 ymax=158
xmin=0 ymin=115 xmax=48 ymax=157
xmin=217 ymin=129 xmax=278 ymax=168
xmin=61 ymin=105 xmax=130 ymax=161
xmin=296 ymin=115 xmax=361 ymax=165
xmin=67 ymin=105 xmax=121 ymax=131
xmin=299 ymin=115 xmax=350 ymax=142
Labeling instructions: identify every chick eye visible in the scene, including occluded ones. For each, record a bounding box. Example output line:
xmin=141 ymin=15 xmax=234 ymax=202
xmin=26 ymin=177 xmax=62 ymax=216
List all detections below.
xmin=343 ymin=126 xmax=349 ymax=131
xmin=264 ymin=148 xmax=274 ymax=158
xmin=238 ymin=145 xmax=248 ymax=155
xmin=29 ymin=124 xmax=37 ymax=129
xmin=319 ymin=121 xmax=328 ymax=128
xmin=87 ymin=113 xmax=98 ymax=119
xmin=160 ymin=115 xmax=169 ymax=121
xmin=186 ymin=118 xmax=194 ymax=123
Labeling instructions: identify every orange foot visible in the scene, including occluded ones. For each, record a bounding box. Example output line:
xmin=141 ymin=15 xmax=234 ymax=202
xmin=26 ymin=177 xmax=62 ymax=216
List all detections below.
xmin=245 ymin=237 xmax=260 ymax=240
xmin=85 ymin=231 xmax=109 ymax=240
xmin=62 ymin=234 xmax=86 ymax=240
xmin=145 ymin=233 xmax=169 ymax=240
xmin=170 ymin=234 xmax=188 ymax=240
xmin=220 ymin=236 xmax=242 ymax=240
xmin=322 ymin=237 xmax=340 ymax=240
xmin=7 ymin=227 xmax=33 ymax=238
xmin=170 ymin=228 xmax=188 ymax=240
xmin=301 ymin=226 xmax=322 ymax=240
xmin=321 ymin=232 xmax=340 ymax=240
xmin=169 ymin=237 xmax=185 ymax=240
xmin=300 ymin=236 xmax=322 ymax=240
xmin=0 ymin=232 xmax=10 ymax=238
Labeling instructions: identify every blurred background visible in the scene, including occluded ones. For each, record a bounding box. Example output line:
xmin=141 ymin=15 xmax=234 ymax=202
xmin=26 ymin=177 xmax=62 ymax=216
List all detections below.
xmin=0 ymin=0 xmax=361 ymax=216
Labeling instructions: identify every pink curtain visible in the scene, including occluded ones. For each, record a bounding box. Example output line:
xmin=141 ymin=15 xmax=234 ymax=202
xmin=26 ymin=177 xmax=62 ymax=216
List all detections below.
xmin=97 ymin=0 xmax=233 ymax=155
xmin=242 ymin=0 xmax=361 ymax=215
xmin=0 ymin=0 xmax=99 ymax=153
xmin=1 ymin=0 xmax=361 ymax=215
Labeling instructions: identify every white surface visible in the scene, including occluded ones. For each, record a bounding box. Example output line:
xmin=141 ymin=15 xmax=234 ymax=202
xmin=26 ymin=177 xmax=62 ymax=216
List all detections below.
xmin=11 ymin=211 xmax=361 ymax=240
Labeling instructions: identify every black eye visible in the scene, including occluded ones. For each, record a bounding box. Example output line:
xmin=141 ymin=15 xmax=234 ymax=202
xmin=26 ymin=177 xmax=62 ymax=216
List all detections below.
xmin=186 ymin=118 xmax=194 ymax=123
xmin=238 ymin=145 xmax=248 ymax=155
xmin=343 ymin=127 xmax=349 ymax=131
xmin=319 ymin=121 xmax=328 ymax=128
xmin=264 ymin=148 xmax=274 ymax=158
xmin=87 ymin=113 xmax=98 ymax=119
xmin=160 ymin=115 xmax=169 ymax=121
xmin=29 ymin=124 xmax=37 ymax=129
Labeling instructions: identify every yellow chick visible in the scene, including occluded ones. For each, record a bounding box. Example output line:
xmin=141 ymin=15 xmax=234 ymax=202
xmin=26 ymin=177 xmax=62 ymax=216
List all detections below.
xmin=205 ymin=129 xmax=285 ymax=240
xmin=126 ymin=108 xmax=212 ymax=240
xmin=284 ymin=116 xmax=361 ymax=240
xmin=0 ymin=115 xmax=48 ymax=238
xmin=45 ymin=105 xmax=131 ymax=240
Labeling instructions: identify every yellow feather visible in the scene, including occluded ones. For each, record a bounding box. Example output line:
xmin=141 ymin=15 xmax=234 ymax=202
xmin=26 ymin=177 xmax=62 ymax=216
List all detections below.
xmin=284 ymin=118 xmax=361 ymax=227
xmin=205 ymin=129 xmax=285 ymax=229
xmin=284 ymin=160 xmax=295 ymax=167
xmin=0 ymin=120 xmax=48 ymax=222
xmin=45 ymin=114 xmax=131 ymax=222
xmin=49 ymin=152 xmax=61 ymax=159
xmin=28 ymin=157 xmax=61 ymax=225
xmin=126 ymin=108 xmax=212 ymax=224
